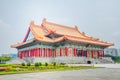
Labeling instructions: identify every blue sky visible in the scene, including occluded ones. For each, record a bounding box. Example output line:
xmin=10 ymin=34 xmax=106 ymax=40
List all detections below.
xmin=0 ymin=0 xmax=120 ymax=54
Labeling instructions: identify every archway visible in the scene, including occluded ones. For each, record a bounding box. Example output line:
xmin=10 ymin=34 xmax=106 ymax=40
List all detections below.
xmin=87 ymin=61 xmax=91 ymax=64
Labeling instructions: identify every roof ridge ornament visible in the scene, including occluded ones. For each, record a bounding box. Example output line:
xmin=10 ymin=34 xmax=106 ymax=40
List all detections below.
xmin=74 ymin=25 xmax=78 ymax=30
xmin=42 ymin=18 xmax=46 ymax=27
xmin=30 ymin=21 xmax=34 ymax=26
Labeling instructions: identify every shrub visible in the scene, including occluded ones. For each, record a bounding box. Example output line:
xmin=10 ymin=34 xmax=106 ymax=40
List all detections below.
xmin=35 ymin=62 xmax=39 ymax=67
xmin=45 ymin=62 xmax=48 ymax=66
xmin=27 ymin=62 xmax=31 ymax=66
xmin=21 ymin=62 xmax=25 ymax=66
xmin=53 ymin=62 xmax=56 ymax=66
xmin=10 ymin=68 xmax=17 ymax=71
xmin=39 ymin=62 xmax=42 ymax=66
xmin=60 ymin=63 xmax=66 ymax=65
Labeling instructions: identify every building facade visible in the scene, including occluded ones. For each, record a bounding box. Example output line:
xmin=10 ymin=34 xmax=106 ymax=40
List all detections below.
xmin=11 ymin=19 xmax=114 ymax=63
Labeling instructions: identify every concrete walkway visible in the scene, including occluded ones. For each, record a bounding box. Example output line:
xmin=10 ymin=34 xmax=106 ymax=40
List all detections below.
xmin=0 ymin=68 xmax=120 ymax=80
xmin=68 ymin=63 xmax=120 ymax=68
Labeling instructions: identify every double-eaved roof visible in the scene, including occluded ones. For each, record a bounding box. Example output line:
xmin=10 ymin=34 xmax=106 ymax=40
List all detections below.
xmin=11 ymin=18 xmax=114 ymax=48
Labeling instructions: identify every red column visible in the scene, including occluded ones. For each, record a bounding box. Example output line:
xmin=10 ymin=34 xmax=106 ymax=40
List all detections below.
xmin=51 ymin=49 xmax=53 ymax=57
xmin=65 ymin=47 xmax=68 ymax=56
xmin=37 ymin=48 xmax=39 ymax=57
xmin=46 ymin=48 xmax=47 ymax=57
xmin=44 ymin=48 xmax=45 ymax=57
xmin=97 ymin=50 xmax=100 ymax=58
xmin=48 ymin=48 xmax=50 ymax=57
xmin=30 ymin=50 xmax=31 ymax=57
xmin=46 ymin=48 xmax=48 ymax=57
xmin=53 ymin=49 xmax=55 ymax=57
xmin=82 ymin=48 xmax=84 ymax=57
xmin=91 ymin=50 xmax=94 ymax=58
xmin=36 ymin=48 xmax=38 ymax=57
xmin=19 ymin=51 xmax=22 ymax=59
xmin=50 ymin=49 xmax=52 ymax=57
xmin=40 ymin=48 xmax=42 ymax=57
xmin=73 ymin=48 xmax=75 ymax=56
xmin=60 ymin=48 xmax=62 ymax=56
xmin=34 ymin=49 xmax=36 ymax=57
xmin=74 ymin=48 xmax=77 ymax=57
xmin=30 ymin=49 xmax=32 ymax=57
xmin=32 ymin=49 xmax=34 ymax=57
xmin=22 ymin=51 xmax=24 ymax=57
xmin=38 ymin=48 xmax=40 ymax=57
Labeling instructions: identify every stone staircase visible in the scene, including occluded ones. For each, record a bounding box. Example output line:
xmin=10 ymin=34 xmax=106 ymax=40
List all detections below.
xmin=6 ymin=57 xmax=114 ymax=64
xmin=6 ymin=58 xmax=26 ymax=64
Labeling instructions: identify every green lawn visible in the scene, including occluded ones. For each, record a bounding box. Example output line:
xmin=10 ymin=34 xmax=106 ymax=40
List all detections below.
xmin=0 ymin=63 xmax=100 ymax=75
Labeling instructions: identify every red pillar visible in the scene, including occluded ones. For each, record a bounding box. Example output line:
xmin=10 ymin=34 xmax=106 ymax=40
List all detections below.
xmin=97 ymin=50 xmax=100 ymax=58
xmin=74 ymin=48 xmax=77 ymax=57
xmin=32 ymin=49 xmax=34 ymax=57
xmin=49 ymin=48 xmax=51 ymax=57
xmin=53 ymin=49 xmax=54 ymax=57
xmin=33 ymin=49 xmax=35 ymax=57
xmin=50 ymin=49 xmax=52 ymax=57
xmin=60 ymin=48 xmax=62 ymax=56
xmin=48 ymin=48 xmax=50 ymax=57
xmin=38 ymin=48 xmax=40 ymax=57
xmin=36 ymin=48 xmax=38 ymax=57
xmin=37 ymin=48 xmax=39 ymax=57
xmin=40 ymin=48 xmax=42 ymax=57
xmin=44 ymin=48 xmax=45 ymax=57
xmin=74 ymin=48 xmax=75 ymax=56
xmin=30 ymin=50 xmax=32 ymax=57
xmin=19 ymin=51 xmax=22 ymax=59
xmin=82 ymin=48 xmax=84 ymax=57
xmin=91 ymin=50 xmax=94 ymax=58
xmin=51 ymin=49 xmax=54 ymax=57
xmin=65 ymin=47 xmax=68 ymax=56
xmin=43 ymin=48 xmax=46 ymax=57
xmin=34 ymin=49 xmax=36 ymax=57
xmin=46 ymin=48 xmax=48 ymax=57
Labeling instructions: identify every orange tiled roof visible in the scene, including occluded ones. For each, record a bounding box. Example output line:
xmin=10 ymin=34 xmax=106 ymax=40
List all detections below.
xmin=11 ymin=18 xmax=114 ymax=48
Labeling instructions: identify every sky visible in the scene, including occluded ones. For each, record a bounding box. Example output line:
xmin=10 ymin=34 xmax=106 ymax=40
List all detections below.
xmin=0 ymin=0 xmax=120 ymax=54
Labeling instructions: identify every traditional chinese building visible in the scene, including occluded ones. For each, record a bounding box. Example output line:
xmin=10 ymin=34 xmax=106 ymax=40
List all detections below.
xmin=11 ymin=18 xmax=114 ymax=64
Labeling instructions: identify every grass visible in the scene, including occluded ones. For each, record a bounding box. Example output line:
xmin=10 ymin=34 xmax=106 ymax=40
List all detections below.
xmin=0 ymin=64 xmax=100 ymax=75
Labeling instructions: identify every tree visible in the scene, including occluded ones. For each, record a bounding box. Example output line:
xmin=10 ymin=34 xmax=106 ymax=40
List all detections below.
xmin=35 ymin=62 xmax=39 ymax=67
xmin=45 ymin=62 xmax=48 ymax=66
xmin=21 ymin=62 xmax=25 ymax=66
xmin=39 ymin=62 xmax=42 ymax=66
xmin=27 ymin=62 xmax=31 ymax=66
xmin=0 ymin=56 xmax=11 ymax=63
xmin=53 ymin=62 xmax=56 ymax=67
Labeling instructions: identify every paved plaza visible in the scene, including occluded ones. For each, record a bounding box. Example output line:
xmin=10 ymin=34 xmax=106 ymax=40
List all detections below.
xmin=0 ymin=64 xmax=120 ymax=80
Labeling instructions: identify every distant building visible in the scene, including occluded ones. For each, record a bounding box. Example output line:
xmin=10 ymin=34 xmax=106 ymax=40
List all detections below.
xmin=104 ymin=48 xmax=119 ymax=57
xmin=11 ymin=18 xmax=114 ymax=64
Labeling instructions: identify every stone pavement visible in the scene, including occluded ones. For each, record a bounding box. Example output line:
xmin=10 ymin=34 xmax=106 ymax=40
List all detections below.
xmin=0 ymin=68 xmax=120 ymax=80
